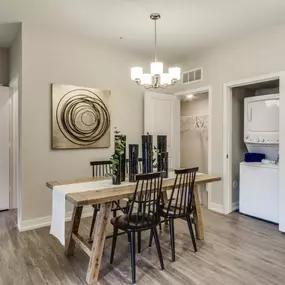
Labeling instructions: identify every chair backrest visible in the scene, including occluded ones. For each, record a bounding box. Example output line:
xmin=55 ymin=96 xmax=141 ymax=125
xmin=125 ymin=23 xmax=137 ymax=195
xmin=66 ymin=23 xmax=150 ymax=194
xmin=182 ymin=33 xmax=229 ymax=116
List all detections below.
xmin=127 ymin=171 xmax=165 ymax=228
xmin=90 ymin=160 xmax=112 ymax=177
xmin=166 ymin=167 xmax=198 ymax=217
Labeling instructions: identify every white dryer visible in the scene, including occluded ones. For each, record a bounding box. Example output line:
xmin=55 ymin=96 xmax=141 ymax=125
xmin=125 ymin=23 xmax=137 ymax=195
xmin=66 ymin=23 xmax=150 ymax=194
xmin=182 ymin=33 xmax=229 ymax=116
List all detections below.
xmin=244 ymin=93 xmax=279 ymax=160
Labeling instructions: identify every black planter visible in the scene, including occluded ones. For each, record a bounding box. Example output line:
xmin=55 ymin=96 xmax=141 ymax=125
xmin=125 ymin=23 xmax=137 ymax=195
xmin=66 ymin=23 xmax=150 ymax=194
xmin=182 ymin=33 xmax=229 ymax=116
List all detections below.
xmin=129 ymin=144 xmax=139 ymax=182
xmin=112 ymin=159 xmax=121 ymax=185
xmin=115 ymin=135 xmax=126 ymax=182
xmin=157 ymin=135 xmax=167 ymax=171
xmin=142 ymin=134 xmax=153 ymax=173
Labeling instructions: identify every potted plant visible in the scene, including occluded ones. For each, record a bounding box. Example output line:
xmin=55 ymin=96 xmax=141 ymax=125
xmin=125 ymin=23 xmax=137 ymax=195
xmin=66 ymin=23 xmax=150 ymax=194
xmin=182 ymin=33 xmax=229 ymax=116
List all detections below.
xmin=110 ymin=128 xmax=126 ymax=185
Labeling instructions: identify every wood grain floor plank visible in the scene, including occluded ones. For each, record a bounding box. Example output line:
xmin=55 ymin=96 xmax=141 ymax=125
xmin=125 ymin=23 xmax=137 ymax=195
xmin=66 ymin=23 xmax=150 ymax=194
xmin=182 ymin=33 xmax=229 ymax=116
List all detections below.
xmin=1 ymin=209 xmax=285 ymax=285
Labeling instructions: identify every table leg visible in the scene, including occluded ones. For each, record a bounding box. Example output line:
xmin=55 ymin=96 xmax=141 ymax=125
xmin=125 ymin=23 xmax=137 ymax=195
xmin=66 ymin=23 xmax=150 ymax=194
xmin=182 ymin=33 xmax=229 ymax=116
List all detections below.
xmin=193 ymin=185 xmax=204 ymax=240
xmin=65 ymin=205 xmax=83 ymax=256
xmin=86 ymin=202 xmax=112 ymax=284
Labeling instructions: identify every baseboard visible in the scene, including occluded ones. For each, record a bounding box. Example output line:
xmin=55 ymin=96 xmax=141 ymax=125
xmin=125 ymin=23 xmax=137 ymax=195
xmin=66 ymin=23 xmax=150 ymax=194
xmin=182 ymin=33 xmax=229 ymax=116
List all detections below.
xmin=18 ymin=206 xmax=94 ymax=232
xmin=208 ymin=202 xmax=224 ymax=214
xmin=231 ymin=201 xmax=239 ymax=211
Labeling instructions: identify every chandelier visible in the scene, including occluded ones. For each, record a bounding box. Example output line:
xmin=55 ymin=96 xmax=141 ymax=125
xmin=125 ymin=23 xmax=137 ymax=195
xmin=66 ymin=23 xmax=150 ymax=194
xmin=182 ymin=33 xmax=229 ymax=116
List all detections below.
xmin=131 ymin=13 xmax=181 ymax=89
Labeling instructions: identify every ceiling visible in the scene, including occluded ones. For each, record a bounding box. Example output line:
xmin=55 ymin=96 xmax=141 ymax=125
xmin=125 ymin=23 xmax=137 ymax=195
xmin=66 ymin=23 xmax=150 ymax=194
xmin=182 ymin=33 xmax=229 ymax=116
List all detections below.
xmin=1 ymin=0 xmax=285 ymax=61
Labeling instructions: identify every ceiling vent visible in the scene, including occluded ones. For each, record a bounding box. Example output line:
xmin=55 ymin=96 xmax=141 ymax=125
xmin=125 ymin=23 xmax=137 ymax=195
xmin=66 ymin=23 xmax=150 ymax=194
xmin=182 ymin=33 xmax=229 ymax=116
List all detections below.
xmin=182 ymin=68 xmax=203 ymax=84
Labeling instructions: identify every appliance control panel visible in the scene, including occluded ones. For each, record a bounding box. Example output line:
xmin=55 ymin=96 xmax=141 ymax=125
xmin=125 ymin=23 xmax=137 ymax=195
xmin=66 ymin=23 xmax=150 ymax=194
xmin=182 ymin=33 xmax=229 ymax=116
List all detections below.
xmin=244 ymin=134 xmax=279 ymax=144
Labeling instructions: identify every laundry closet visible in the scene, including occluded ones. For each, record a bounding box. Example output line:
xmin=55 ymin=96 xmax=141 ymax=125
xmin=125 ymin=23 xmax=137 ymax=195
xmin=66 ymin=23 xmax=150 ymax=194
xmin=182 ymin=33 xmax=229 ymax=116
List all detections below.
xmin=231 ymin=79 xmax=279 ymax=223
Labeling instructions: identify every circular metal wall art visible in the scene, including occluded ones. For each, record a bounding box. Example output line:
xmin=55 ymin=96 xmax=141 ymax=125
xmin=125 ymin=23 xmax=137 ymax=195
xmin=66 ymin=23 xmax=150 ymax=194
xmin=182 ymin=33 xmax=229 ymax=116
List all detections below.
xmin=56 ymin=89 xmax=110 ymax=146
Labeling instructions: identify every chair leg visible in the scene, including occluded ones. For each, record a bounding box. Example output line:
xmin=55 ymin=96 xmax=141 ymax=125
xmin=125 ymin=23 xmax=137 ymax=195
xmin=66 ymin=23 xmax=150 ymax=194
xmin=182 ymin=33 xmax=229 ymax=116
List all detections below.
xmin=130 ymin=232 xmax=136 ymax=285
xmin=148 ymin=229 xmax=153 ymax=247
xmin=137 ymin=231 xmax=141 ymax=253
xmin=110 ymin=227 xmax=119 ymax=264
xmin=152 ymin=227 xmax=164 ymax=270
xmin=186 ymin=215 xmax=197 ymax=252
xmin=169 ymin=218 xmax=175 ymax=262
xmin=113 ymin=210 xmax=117 ymax=218
xmin=89 ymin=206 xmax=98 ymax=240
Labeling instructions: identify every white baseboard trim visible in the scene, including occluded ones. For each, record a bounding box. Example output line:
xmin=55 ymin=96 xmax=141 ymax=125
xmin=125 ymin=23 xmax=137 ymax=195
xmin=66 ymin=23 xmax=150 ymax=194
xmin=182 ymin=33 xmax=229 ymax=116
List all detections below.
xmin=208 ymin=202 xmax=224 ymax=214
xmin=18 ymin=206 xmax=94 ymax=232
xmin=231 ymin=201 xmax=239 ymax=211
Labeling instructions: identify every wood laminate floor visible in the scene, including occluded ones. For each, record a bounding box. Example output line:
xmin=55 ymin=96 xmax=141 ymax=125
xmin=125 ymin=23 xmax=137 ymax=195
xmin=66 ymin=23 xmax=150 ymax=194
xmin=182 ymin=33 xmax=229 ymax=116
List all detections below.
xmin=1 ymin=208 xmax=285 ymax=285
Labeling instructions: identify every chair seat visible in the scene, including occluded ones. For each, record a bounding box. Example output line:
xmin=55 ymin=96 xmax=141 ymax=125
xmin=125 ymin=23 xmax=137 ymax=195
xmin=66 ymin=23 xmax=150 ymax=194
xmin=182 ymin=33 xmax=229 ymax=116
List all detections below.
xmin=159 ymin=205 xmax=194 ymax=218
xmin=111 ymin=213 xmax=159 ymax=231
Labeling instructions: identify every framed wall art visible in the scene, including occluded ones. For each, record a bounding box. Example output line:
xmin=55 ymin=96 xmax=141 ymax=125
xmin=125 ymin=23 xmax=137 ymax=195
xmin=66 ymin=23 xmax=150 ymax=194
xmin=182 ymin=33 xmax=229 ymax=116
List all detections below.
xmin=52 ymin=84 xmax=111 ymax=149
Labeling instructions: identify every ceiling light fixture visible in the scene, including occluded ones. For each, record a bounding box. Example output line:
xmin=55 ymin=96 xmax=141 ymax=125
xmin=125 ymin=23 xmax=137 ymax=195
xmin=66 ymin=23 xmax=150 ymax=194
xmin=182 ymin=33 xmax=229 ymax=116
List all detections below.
xmin=187 ymin=94 xmax=194 ymax=100
xmin=131 ymin=13 xmax=181 ymax=89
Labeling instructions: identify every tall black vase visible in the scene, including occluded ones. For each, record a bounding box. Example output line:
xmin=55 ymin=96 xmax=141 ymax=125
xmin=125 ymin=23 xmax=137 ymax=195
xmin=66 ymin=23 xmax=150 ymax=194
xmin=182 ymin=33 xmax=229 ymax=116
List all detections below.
xmin=115 ymin=135 xmax=126 ymax=181
xmin=157 ymin=135 xmax=167 ymax=171
xmin=142 ymin=134 xmax=153 ymax=173
xmin=129 ymin=144 xmax=139 ymax=182
xmin=112 ymin=158 xmax=121 ymax=185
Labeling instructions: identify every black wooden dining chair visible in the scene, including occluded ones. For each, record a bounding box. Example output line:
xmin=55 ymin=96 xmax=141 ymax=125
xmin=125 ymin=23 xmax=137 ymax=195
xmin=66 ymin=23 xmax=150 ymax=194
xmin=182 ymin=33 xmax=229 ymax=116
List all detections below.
xmin=90 ymin=160 xmax=112 ymax=177
xmin=149 ymin=167 xmax=198 ymax=262
xmin=110 ymin=171 xmax=166 ymax=285
xmin=89 ymin=160 xmax=128 ymax=240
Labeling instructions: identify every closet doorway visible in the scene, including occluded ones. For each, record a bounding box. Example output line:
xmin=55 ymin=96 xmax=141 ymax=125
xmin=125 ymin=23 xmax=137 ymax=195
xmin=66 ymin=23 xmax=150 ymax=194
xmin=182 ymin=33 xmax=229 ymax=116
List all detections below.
xmin=176 ymin=86 xmax=212 ymax=208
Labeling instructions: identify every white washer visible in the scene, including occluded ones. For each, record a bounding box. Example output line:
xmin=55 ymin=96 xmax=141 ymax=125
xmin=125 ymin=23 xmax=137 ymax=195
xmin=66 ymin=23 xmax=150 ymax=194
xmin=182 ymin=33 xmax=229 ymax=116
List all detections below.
xmin=239 ymin=162 xmax=279 ymax=223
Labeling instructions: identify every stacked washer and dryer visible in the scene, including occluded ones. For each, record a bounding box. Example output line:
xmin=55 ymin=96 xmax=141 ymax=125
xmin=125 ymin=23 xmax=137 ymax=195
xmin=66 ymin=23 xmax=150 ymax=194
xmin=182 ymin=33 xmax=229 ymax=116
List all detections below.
xmin=240 ymin=93 xmax=279 ymax=223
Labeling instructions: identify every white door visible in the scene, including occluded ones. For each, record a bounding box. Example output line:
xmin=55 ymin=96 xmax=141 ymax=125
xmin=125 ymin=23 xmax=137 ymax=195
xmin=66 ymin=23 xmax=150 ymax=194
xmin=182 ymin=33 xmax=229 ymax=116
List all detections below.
xmin=144 ymin=91 xmax=180 ymax=168
xmin=0 ymin=87 xmax=10 ymax=211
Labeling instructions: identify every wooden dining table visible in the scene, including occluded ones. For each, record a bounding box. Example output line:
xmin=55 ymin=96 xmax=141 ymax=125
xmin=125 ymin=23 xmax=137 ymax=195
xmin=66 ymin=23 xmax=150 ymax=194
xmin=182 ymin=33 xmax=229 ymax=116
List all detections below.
xmin=46 ymin=172 xmax=221 ymax=284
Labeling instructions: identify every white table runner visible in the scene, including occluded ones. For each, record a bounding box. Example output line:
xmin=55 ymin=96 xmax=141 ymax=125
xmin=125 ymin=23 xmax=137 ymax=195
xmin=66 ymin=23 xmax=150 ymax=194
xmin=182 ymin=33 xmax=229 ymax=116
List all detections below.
xmin=50 ymin=179 xmax=134 ymax=245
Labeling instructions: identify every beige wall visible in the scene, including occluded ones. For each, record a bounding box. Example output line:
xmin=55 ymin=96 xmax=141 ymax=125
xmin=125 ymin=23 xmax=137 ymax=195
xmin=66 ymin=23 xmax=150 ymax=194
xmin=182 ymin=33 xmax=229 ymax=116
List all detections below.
xmin=0 ymin=47 xmax=9 ymax=85
xmin=231 ymin=88 xmax=254 ymax=204
xmin=173 ymin=23 xmax=285 ymax=206
xmin=20 ymin=24 xmax=147 ymax=223
xmin=180 ymin=93 xmax=208 ymax=172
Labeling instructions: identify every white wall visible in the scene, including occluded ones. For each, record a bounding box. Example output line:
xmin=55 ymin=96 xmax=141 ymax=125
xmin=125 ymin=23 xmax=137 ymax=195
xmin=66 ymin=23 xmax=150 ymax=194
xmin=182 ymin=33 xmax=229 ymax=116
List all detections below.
xmin=173 ymin=23 xmax=285 ymax=207
xmin=0 ymin=47 xmax=9 ymax=85
xmin=180 ymin=93 xmax=208 ymax=172
xmin=20 ymin=24 xmax=147 ymax=224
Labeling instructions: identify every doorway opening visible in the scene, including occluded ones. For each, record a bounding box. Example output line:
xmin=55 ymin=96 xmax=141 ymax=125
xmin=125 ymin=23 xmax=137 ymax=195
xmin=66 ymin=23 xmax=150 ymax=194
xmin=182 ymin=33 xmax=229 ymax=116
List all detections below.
xmin=223 ymin=72 xmax=285 ymax=233
xmin=176 ymin=87 xmax=212 ymax=208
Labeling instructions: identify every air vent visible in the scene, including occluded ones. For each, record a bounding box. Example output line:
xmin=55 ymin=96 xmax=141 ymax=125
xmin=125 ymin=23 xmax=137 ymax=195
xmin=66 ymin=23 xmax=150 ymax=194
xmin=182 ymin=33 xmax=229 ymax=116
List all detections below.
xmin=182 ymin=68 xmax=203 ymax=84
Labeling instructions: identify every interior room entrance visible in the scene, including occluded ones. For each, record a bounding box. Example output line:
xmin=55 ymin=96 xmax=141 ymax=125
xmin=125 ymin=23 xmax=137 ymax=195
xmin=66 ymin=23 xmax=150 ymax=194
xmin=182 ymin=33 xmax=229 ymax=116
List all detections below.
xmin=179 ymin=89 xmax=210 ymax=206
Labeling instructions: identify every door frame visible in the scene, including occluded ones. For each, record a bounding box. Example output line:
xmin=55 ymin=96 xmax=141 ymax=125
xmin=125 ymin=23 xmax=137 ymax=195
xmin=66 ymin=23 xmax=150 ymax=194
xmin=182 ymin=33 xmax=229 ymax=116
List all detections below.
xmin=223 ymin=72 xmax=285 ymax=228
xmin=175 ymin=86 xmax=213 ymax=209
xmin=9 ymin=77 xmax=20 ymax=223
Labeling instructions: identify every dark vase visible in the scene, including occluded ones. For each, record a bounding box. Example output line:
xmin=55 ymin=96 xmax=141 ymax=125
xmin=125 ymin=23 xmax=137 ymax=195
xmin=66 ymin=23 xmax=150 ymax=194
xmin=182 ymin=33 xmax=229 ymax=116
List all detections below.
xmin=142 ymin=134 xmax=153 ymax=173
xmin=129 ymin=144 xmax=139 ymax=182
xmin=112 ymin=159 xmax=121 ymax=185
xmin=157 ymin=135 xmax=167 ymax=171
xmin=159 ymin=152 xmax=168 ymax=178
xmin=157 ymin=135 xmax=167 ymax=152
xmin=115 ymin=135 xmax=126 ymax=182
